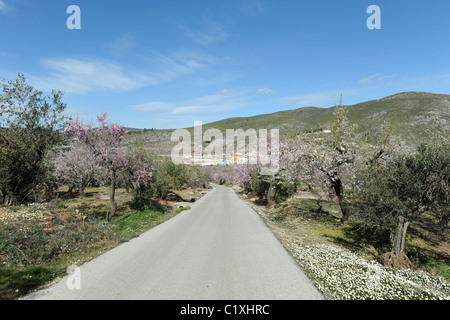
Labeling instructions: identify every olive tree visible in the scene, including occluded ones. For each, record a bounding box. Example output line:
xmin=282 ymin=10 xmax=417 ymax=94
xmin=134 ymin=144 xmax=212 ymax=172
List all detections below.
xmin=0 ymin=74 xmax=66 ymax=205
xmin=355 ymin=142 xmax=449 ymax=267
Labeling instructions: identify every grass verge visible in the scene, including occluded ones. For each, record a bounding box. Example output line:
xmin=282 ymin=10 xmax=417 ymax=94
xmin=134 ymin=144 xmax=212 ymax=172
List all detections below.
xmin=0 ymin=194 xmax=191 ymax=300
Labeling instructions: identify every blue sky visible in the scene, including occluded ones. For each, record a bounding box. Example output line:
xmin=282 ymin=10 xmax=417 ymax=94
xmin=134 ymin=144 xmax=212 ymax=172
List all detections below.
xmin=1 ymin=0 xmax=450 ymax=129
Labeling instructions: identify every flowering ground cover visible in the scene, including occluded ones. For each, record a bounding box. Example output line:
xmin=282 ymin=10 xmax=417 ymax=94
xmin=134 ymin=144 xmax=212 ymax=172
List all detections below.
xmin=241 ymin=190 xmax=450 ymax=300
xmin=286 ymin=241 xmax=450 ymax=300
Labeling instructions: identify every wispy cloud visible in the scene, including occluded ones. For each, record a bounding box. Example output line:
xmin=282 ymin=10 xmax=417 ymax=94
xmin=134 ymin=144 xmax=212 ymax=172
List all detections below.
xmin=29 ymin=51 xmax=210 ymax=94
xmin=29 ymin=57 xmax=154 ymax=94
xmin=148 ymin=51 xmax=205 ymax=83
xmin=125 ymin=102 xmax=173 ymax=114
xmin=0 ymin=0 xmax=13 ymax=14
xmin=359 ymin=73 xmax=397 ymax=84
xmin=0 ymin=0 xmax=7 ymax=11
xmin=257 ymin=88 xmax=275 ymax=96
xmin=127 ymin=89 xmax=252 ymax=128
xmin=239 ymin=0 xmax=267 ymax=16
xmin=0 ymin=51 xmax=16 ymax=58
xmin=179 ymin=16 xmax=228 ymax=47
xmin=104 ymin=35 xmax=138 ymax=57
xmin=128 ymin=90 xmax=247 ymax=116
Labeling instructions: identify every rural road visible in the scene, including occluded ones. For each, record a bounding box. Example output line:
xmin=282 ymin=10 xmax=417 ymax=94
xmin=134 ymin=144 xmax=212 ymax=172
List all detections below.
xmin=24 ymin=184 xmax=323 ymax=300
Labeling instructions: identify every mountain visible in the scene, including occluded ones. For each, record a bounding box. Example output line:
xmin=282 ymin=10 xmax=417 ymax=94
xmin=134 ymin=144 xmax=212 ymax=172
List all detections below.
xmin=126 ymin=91 xmax=450 ymax=153
xmin=198 ymin=91 xmax=450 ymax=147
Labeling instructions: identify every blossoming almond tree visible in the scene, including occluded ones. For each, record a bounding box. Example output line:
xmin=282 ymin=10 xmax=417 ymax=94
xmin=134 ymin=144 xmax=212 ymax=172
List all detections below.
xmin=312 ymin=104 xmax=357 ymax=223
xmin=124 ymin=140 xmax=153 ymax=199
xmin=53 ymin=145 xmax=103 ymax=198
xmin=61 ymin=113 xmax=128 ymax=221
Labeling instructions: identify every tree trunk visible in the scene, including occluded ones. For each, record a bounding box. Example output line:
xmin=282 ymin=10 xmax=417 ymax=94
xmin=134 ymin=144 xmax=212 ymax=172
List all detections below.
xmin=392 ymin=215 xmax=409 ymax=256
xmin=78 ymin=185 xmax=85 ymax=199
xmin=107 ymin=176 xmax=117 ymax=222
xmin=379 ymin=216 xmax=412 ymax=269
xmin=266 ymin=181 xmax=275 ymax=207
xmin=331 ymin=177 xmax=349 ymax=223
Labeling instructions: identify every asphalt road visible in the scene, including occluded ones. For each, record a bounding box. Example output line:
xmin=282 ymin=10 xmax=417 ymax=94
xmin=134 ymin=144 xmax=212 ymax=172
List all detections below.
xmin=24 ymin=184 xmax=323 ymax=300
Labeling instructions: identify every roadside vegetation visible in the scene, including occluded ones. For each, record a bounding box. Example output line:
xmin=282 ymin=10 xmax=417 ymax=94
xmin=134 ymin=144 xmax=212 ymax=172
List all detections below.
xmin=242 ymin=195 xmax=449 ymax=299
xmin=0 ymin=75 xmax=209 ymax=300
xmin=0 ymin=187 xmax=202 ymax=300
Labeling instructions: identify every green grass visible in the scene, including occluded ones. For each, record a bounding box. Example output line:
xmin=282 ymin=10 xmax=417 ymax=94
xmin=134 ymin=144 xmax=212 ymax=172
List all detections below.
xmin=173 ymin=206 xmax=191 ymax=215
xmin=111 ymin=206 xmax=191 ymax=243
xmin=0 ymin=266 xmax=65 ymax=300
xmin=111 ymin=209 xmax=165 ymax=241
xmin=0 ymin=202 xmax=187 ymax=299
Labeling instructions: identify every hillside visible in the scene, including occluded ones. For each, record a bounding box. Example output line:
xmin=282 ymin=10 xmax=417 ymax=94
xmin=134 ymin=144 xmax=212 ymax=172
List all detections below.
xmin=125 ymin=91 xmax=450 ymax=154
xmin=200 ymin=91 xmax=450 ymax=144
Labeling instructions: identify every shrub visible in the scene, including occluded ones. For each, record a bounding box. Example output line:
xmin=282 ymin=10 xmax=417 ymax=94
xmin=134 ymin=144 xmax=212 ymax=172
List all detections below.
xmin=150 ymin=159 xmax=190 ymax=198
xmin=187 ymin=167 xmax=210 ymax=189
xmin=0 ymin=208 xmax=111 ymax=268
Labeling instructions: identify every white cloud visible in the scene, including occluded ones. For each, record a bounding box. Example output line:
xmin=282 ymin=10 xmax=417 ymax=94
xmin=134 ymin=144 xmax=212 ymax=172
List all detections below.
xmin=359 ymin=73 xmax=397 ymax=84
xmin=257 ymin=88 xmax=275 ymax=96
xmin=127 ymin=90 xmax=252 ymax=129
xmin=30 ymin=52 xmax=209 ymax=94
xmin=127 ymin=90 xmax=247 ymax=116
xmin=127 ymin=102 xmax=174 ymax=114
xmin=30 ymin=57 xmax=154 ymax=94
xmin=377 ymin=74 xmax=397 ymax=81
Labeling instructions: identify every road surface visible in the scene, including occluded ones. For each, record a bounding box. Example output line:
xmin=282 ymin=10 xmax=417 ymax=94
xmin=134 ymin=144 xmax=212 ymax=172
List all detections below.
xmin=24 ymin=184 xmax=323 ymax=300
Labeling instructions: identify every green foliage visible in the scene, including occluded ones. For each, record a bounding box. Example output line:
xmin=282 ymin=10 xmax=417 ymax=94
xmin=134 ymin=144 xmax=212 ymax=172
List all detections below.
xmin=0 ymin=74 xmax=66 ymax=205
xmin=354 ymin=142 xmax=450 ymax=239
xmin=150 ymin=159 xmax=190 ymax=198
xmin=251 ymin=171 xmax=271 ymax=199
xmin=251 ymin=170 xmax=298 ymax=204
xmin=272 ymin=177 xmax=299 ymax=203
